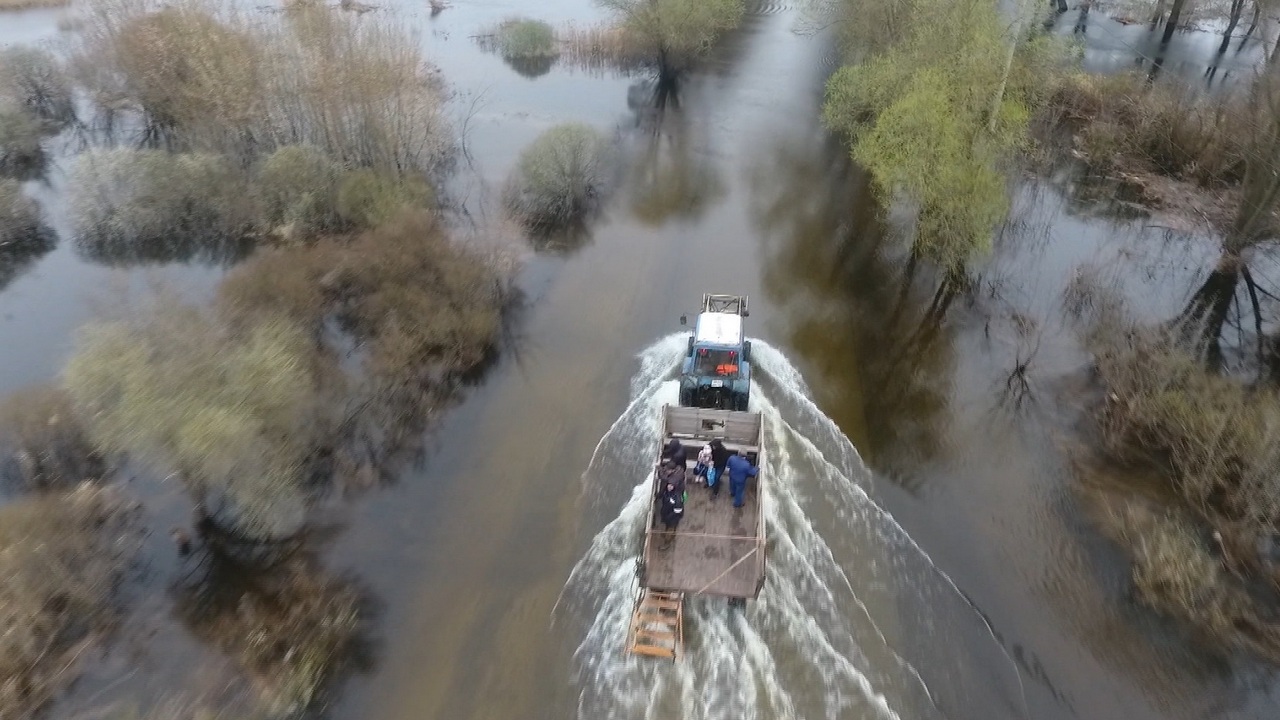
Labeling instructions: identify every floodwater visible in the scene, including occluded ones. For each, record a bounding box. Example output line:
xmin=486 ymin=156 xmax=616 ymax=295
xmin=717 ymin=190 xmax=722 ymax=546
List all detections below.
xmin=3 ymin=0 xmax=1280 ymax=719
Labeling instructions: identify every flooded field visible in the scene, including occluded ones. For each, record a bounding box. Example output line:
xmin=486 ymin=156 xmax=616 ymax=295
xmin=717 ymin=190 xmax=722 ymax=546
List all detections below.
xmin=3 ymin=0 xmax=1280 ymax=719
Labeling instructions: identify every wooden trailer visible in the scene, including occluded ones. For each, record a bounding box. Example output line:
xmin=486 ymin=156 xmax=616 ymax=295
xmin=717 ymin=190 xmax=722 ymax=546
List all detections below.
xmin=625 ymin=405 xmax=767 ymax=660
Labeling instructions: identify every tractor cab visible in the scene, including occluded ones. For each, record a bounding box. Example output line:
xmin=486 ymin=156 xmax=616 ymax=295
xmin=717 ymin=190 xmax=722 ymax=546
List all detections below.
xmin=679 ymin=295 xmax=752 ymax=411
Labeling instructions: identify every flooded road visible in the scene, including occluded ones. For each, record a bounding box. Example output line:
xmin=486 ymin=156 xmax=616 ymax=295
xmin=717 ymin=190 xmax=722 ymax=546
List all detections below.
xmin=4 ymin=0 xmax=1280 ymax=718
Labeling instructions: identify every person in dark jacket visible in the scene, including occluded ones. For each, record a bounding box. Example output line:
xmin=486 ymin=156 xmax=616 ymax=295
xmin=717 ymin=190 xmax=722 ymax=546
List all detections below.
xmin=658 ymin=480 xmax=684 ymax=546
xmin=708 ymin=438 xmax=731 ymax=497
xmin=662 ymin=438 xmax=687 ymax=470
xmin=659 ymin=459 xmax=686 ymax=496
xmin=725 ymin=450 xmax=758 ymax=508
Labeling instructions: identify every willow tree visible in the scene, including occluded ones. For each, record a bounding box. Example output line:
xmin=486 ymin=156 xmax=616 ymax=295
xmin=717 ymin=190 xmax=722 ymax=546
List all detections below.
xmin=823 ymin=0 xmax=1051 ymax=277
xmin=596 ymin=0 xmax=744 ymax=79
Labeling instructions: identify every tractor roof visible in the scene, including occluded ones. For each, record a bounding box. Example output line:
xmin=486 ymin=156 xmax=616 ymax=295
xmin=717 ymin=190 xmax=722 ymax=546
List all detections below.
xmin=694 ymin=312 xmax=743 ymax=346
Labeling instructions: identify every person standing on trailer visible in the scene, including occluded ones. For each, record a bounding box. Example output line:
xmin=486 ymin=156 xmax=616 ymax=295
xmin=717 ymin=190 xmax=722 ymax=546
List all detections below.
xmin=725 ymin=450 xmax=758 ymax=508
xmin=658 ymin=480 xmax=684 ymax=547
xmin=708 ymin=438 xmax=731 ymax=497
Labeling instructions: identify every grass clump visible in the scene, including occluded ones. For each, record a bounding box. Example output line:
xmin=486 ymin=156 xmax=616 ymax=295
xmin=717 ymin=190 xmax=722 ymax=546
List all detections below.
xmin=494 ymin=18 xmax=557 ymax=59
xmin=1120 ymin=509 xmax=1237 ymax=633
xmin=0 ymin=485 xmax=136 ymax=717
xmin=64 ymin=304 xmax=320 ymax=541
xmin=68 ymin=148 xmax=255 ymax=265
xmin=0 ymin=47 xmax=75 ymax=125
xmin=558 ymin=23 xmax=650 ymax=75
xmin=505 ymin=123 xmax=611 ymax=228
xmin=0 ymin=386 xmax=104 ymax=491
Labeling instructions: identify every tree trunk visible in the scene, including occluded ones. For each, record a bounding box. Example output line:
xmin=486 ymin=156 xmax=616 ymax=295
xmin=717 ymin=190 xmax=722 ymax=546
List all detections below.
xmin=1220 ymin=0 xmax=1246 ymax=55
xmin=1238 ymin=2 xmax=1261 ymax=51
xmin=1150 ymin=0 xmax=1168 ymax=29
xmin=1178 ymin=254 xmax=1242 ymax=366
xmin=989 ymin=0 xmax=1029 ymax=133
xmin=1162 ymin=0 xmax=1188 ymax=44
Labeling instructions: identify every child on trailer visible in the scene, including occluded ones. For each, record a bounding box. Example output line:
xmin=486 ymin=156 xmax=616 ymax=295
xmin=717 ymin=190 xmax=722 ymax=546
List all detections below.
xmin=694 ymin=443 xmax=713 ymax=485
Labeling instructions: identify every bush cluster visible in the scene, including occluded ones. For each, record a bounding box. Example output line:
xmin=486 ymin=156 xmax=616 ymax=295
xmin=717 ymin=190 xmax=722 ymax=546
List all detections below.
xmin=505 ymin=123 xmax=611 ymax=228
xmin=0 ymin=386 xmax=104 ymax=491
xmin=64 ymin=305 xmax=319 ymax=540
xmin=495 ymin=18 xmax=557 ymax=59
xmin=0 ymin=485 xmax=136 ymax=717
xmin=1053 ymin=73 xmax=1247 ymax=187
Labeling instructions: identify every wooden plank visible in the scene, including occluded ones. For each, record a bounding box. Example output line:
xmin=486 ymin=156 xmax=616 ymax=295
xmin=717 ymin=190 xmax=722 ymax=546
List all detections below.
xmin=631 ymin=644 xmax=676 ymax=659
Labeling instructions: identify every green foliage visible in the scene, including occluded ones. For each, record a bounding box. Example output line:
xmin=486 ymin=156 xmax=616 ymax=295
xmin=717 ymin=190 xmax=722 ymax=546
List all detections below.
xmin=495 ymin=18 xmax=558 ymax=59
xmin=0 ymin=485 xmax=134 ymax=718
xmin=0 ymin=47 xmax=75 ymax=124
xmin=505 ymin=123 xmax=611 ymax=227
xmin=596 ymin=0 xmax=744 ymax=70
xmin=256 ymin=145 xmax=342 ymax=238
xmin=0 ymin=385 xmax=104 ymax=491
xmin=823 ymin=0 xmax=1049 ymax=272
xmin=336 ymin=169 xmax=434 ymax=231
xmin=0 ymin=106 xmax=43 ymax=173
xmin=68 ymin=148 xmax=255 ymax=262
xmin=64 ymin=305 xmax=318 ymax=540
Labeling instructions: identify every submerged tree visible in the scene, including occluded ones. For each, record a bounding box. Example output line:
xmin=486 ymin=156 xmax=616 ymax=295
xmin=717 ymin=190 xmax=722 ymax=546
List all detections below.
xmin=824 ymin=0 xmax=1053 ymax=277
xmin=596 ymin=0 xmax=744 ymax=78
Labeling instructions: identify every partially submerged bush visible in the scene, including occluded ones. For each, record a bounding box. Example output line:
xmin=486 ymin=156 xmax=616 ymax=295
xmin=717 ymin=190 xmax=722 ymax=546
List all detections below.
xmin=0 ymin=47 xmax=75 ymax=124
xmin=0 ymin=179 xmax=42 ymax=248
xmin=64 ymin=305 xmax=320 ymax=540
xmin=505 ymin=123 xmax=611 ymax=228
xmin=68 ymin=148 xmax=255 ymax=265
xmin=494 ymin=18 xmax=557 ymax=59
xmin=77 ymin=0 xmax=451 ymax=172
xmin=176 ymin=557 xmax=365 ymax=715
xmin=0 ymin=106 xmax=44 ymax=175
xmin=1055 ymin=73 xmax=1246 ymax=187
xmin=597 ymin=0 xmax=744 ymax=73
xmin=256 ymin=145 xmax=342 ymax=239
xmin=0 ymin=386 xmax=104 ymax=491
xmin=1092 ymin=325 xmax=1280 ymax=533
xmin=1118 ymin=507 xmax=1237 ymax=634
xmin=336 ymin=169 xmax=434 ymax=231
xmin=0 ymin=180 xmax=51 ymax=292
xmin=0 ymin=485 xmax=136 ymax=717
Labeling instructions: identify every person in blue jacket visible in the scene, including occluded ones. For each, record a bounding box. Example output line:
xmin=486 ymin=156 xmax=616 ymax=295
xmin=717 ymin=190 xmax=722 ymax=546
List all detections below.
xmin=725 ymin=450 xmax=758 ymax=508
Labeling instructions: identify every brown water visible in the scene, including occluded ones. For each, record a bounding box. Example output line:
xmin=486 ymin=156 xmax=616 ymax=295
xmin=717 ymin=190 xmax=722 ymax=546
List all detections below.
xmin=3 ymin=1 xmax=1280 ymax=718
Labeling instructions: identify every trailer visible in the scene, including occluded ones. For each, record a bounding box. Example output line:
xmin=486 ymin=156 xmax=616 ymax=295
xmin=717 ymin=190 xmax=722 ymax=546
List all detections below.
xmin=625 ymin=405 xmax=767 ymax=660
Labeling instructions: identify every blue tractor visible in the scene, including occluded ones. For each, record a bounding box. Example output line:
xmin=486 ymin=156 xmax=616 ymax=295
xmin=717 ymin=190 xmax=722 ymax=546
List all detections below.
xmin=678 ymin=294 xmax=752 ymax=411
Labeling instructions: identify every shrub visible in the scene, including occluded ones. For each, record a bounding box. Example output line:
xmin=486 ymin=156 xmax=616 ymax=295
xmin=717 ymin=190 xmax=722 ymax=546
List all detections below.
xmin=76 ymin=0 xmax=452 ymax=172
xmin=256 ymin=145 xmax=342 ymax=239
xmin=494 ymin=18 xmax=557 ymax=59
xmin=0 ymin=179 xmax=42 ymax=247
xmin=0 ymin=106 xmax=44 ymax=175
xmin=336 ymin=169 xmax=434 ymax=231
xmin=64 ymin=305 xmax=319 ymax=540
xmin=558 ymin=23 xmax=650 ymax=75
xmin=0 ymin=47 xmax=75 ymax=124
xmin=0 ymin=180 xmax=51 ymax=292
xmin=0 ymin=485 xmax=136 ymax=718
xmin=505 ymin=123 xmax=611 ymax=227
xmin=0 ymin=386 xmax=104 ymax=491
xmin=68 ymin=148 xmax=255 ymax=265
xmin=597 ymin=0 xmax=744 ymax=73
xmin=1058 ymin=73 xmax=1247 ymax=187
xmin=176 ymin=558 xmax=364 ymax=715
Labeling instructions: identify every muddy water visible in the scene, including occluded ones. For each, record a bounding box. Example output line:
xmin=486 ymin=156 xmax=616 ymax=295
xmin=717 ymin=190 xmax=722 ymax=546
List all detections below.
xmin=3 ymin=0 xmax=1280 ymax=719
